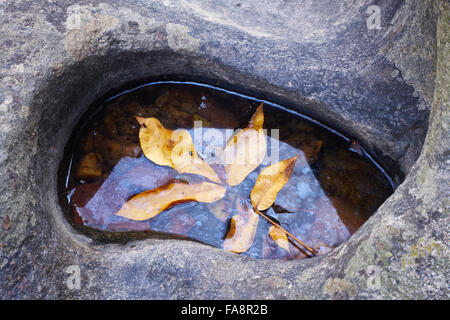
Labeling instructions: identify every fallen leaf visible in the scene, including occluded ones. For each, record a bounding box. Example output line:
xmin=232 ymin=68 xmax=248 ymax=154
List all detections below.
xmin=251 ymin=156 xmax=298 ymax=211
xmin=348 ymin=139 xmax=363 ymax=156
xmin=220 ymin=105 xmax=267 ymax=186
xmin=269 ymin=225 xmax=290 ymax=253
xmin=70 ymin=183 xmax=102 ymax=208
xmin=76 ymin=152 xmax=103 ymax=179
xmin=223 ymin=199 xmax=259 ymax=253
xmin=136 ymin=117 xmax=221 ymax=183
xmin=248 ymin=102 xmax=264 ymax=130
xmin=100 ymin=137 xmax=142 ymax=165
xmin=115 ymin=180 xmax=226 ymax=221
xmin=301 ymin=140 xmax=323 ymax=163
xmin=81 ymin=129 xmax=97 ymax=153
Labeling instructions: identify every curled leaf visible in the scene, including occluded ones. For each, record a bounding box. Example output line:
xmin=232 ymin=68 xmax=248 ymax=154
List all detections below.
xmin=136 ymin=117 xmax=221 ymax=183
xmin=220 ymin=104 xmax=267 ymax=186
xmin=251 ymin=156 xmax=298 ymax=211
xmin=115 ymin=180 xmax=226 ymax=221
xmin=223 ymin=199 xmax=259 ymax=253
xmin=269 ymin=225 xmax=290 ymax=253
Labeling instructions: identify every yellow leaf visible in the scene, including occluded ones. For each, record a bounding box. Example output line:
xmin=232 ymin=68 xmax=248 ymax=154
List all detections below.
xmin=250 ymin=156 xmax=298 ymax=211
xmin=220 ymin=105 xmax=267 ymax=186
xmin=248 ymin=102 xmax=264 ymax=130
xmin=136 ymin=117 xmax=221 ymax=183
xmin=115 ymin=180 xmax=226 ymax=221
xmin=223 ymin=199 xmax=259 ymax=253
xmin=269 ymin=225 xmax=290 ymax=253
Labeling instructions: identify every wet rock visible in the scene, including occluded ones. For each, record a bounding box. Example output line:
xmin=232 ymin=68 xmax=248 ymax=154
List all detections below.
xmin=71 ymin=156 xmax=176 ymax=230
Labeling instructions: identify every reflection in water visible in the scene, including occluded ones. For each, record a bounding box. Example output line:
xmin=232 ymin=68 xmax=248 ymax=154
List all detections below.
xmin=62 ymin=83 xmax=394 ymax=260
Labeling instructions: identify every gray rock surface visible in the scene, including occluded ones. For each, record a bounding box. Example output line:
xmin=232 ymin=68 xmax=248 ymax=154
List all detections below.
xmin=0 ymin=0 xmax=448 ymax=299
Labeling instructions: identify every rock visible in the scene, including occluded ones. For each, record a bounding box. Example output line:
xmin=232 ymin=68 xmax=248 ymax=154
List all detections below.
xmin=0 ymin=0 xmax=447 ymax=299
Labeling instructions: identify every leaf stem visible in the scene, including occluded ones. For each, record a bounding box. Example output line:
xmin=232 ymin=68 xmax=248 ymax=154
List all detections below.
xmin=254 ymin=208 xmax=317 ymax=256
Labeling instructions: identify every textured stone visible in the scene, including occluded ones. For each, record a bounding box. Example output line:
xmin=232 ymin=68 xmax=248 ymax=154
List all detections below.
xmin=0 ymin=0 xmax=448 ymax=299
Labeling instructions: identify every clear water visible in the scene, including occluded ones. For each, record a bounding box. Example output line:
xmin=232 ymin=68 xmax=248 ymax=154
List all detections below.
xmin=59 ymin=82 xmax=395 ymax=260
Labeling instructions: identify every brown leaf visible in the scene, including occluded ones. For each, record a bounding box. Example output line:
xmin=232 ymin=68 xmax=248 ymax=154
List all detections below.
xmin=223 ymin=199 xmax=259 ymax=253
xmin=348 ymin=139 xmax=363 ymax=156
xmin=136 ymin=117 xmax=221 ymax=183
xmin=100 ymin=137 xmax=142 ymax=165
xmin=301 ymin=140 xmax=323 ymax=163
xmin=269 ymin=225 xmax=290 ymax=253
xmin=115 ymin=180 xmax=226 ymax=221
xmin=251 ymin=156 xmax=298 ymax=211
xmin=80 ymin=129 xmax=97 ymax=153
xmin=76 ymin=153 xmax=103 ymax=179
xmin=220 ymin=105 xmax=267 ymax=186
